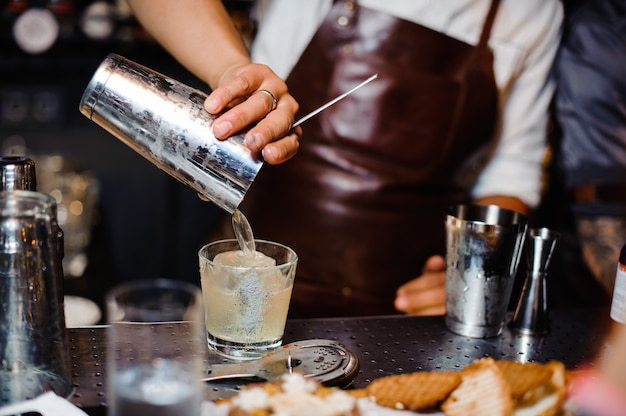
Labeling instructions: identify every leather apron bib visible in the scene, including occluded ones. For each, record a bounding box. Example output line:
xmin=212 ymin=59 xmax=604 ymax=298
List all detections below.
xmin=239 ymin=0 xmax=500 ymax=318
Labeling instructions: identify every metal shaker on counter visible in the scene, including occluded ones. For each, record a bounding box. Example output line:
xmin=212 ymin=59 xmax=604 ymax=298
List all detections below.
xmin=79 ymin=53 xmax=263 ymax=213
xmin=444 ymin=204 xmax=528 ymax=338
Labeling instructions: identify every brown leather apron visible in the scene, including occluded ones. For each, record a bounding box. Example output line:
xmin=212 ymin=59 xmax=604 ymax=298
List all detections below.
xmin=236 ymin=0 xmax=500 ymax=318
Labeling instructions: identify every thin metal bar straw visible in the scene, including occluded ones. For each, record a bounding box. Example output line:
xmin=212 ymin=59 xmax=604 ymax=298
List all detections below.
xmin=291 ymin=73 xmax=378 ymax=128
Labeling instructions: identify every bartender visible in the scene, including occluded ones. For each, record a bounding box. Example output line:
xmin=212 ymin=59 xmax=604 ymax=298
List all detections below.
xmin=129 ymin=0 xmax=563 ymax=318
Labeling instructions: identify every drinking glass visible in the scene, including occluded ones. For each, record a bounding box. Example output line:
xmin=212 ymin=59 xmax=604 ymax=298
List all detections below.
xmin=105 ymin=279 xmax=206 ymax=416
xmin=0 ymin=191 xmax=71 ymax=405
xmin=198 ymin=239 xmax=298 ymax=360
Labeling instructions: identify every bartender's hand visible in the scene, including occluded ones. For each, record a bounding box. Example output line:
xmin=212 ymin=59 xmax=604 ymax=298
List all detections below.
xmin=395 ymin=255 xmax=446 ymax=316
xmin=126 ymin=0 xmax=300 ymax=165
xmin=205 ymin=63 xmax=301 ymax=165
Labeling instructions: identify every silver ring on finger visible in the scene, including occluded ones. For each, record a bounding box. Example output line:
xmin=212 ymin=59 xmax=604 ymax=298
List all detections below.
xmin=254 ymin=89 xmax=278 ymax=111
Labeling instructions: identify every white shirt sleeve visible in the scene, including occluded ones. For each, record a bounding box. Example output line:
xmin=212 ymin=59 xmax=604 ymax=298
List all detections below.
xmin=252 ymin=0 xmax=563 ymax=208
xmin=470 ymin=1 xmax=563 ymax=208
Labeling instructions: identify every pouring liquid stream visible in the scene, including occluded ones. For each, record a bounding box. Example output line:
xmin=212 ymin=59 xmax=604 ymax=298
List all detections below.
xmin=215 ymin=209 xmax=274 ymax=269
xmin=232 ymin=209 xmax=255 ymax=255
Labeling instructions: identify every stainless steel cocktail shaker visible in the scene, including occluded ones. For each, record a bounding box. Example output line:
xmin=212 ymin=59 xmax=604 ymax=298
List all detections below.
xmin=444 ymin=204 xmax=528 ymax=338
xmin=79 ymin=54 xmax=263 ymax=213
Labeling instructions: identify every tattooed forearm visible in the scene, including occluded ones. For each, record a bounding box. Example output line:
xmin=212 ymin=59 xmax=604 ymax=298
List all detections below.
xmin=576 ymin=217 xmax=626 ymax=294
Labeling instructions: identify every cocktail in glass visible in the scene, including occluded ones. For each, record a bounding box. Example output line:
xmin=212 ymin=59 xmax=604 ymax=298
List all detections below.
xmin=198 ymin=239 xmax=297 ymax=360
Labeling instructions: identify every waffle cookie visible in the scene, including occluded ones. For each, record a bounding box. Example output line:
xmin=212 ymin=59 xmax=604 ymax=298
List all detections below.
xmin=365 ymin=371 xmax=462 ymax=410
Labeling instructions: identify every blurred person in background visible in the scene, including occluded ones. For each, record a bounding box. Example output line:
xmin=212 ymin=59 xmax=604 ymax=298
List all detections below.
xmin=131 ymin=0 xmax=563 ymax=318
xmin=536 ymin=12 xmax=626 ymax=413
xmin=537 ymin=0 xmax=626 ymax=307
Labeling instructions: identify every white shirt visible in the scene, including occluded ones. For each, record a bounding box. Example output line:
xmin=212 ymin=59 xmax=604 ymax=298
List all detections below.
xmin=251 ymin=0 xmax=564 ymax=208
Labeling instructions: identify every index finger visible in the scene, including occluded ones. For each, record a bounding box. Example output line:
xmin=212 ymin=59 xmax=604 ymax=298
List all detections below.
xmin=205 ymin=64 xmax=287 ymax=114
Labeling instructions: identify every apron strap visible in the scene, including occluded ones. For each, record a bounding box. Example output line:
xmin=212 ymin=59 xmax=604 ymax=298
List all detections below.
xmin=478 ymin=0 xmax=501 ymax=50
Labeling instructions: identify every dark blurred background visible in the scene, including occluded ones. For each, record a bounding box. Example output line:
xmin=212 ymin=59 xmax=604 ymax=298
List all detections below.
xmin=0 ymin=0 xmax=255 ymax=321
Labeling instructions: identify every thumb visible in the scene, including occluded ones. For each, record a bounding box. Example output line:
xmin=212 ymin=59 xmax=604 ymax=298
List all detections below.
xmin=424 ymin=255 xmax=446 ymax=272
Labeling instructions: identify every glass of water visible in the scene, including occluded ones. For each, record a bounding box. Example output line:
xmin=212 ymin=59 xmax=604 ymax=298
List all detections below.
xmin=105 ymin=279 xmax=206 ymax=416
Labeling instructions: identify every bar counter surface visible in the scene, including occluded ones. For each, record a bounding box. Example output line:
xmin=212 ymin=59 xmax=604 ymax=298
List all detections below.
xmin=68 ymin=307 xmax=610 ymax=415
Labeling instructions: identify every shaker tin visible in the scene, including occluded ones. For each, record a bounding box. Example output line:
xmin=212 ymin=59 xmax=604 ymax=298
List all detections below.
xmin=79 ymin=53 xmax=263 ymax=213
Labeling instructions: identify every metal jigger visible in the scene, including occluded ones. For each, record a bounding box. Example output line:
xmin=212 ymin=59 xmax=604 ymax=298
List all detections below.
xmin=511 ymin=227 xmax=559 ymax=335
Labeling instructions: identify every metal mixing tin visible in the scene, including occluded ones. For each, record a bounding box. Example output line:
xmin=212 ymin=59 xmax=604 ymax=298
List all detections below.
xmin=79 ymin=54 xmax=262 ymax=213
